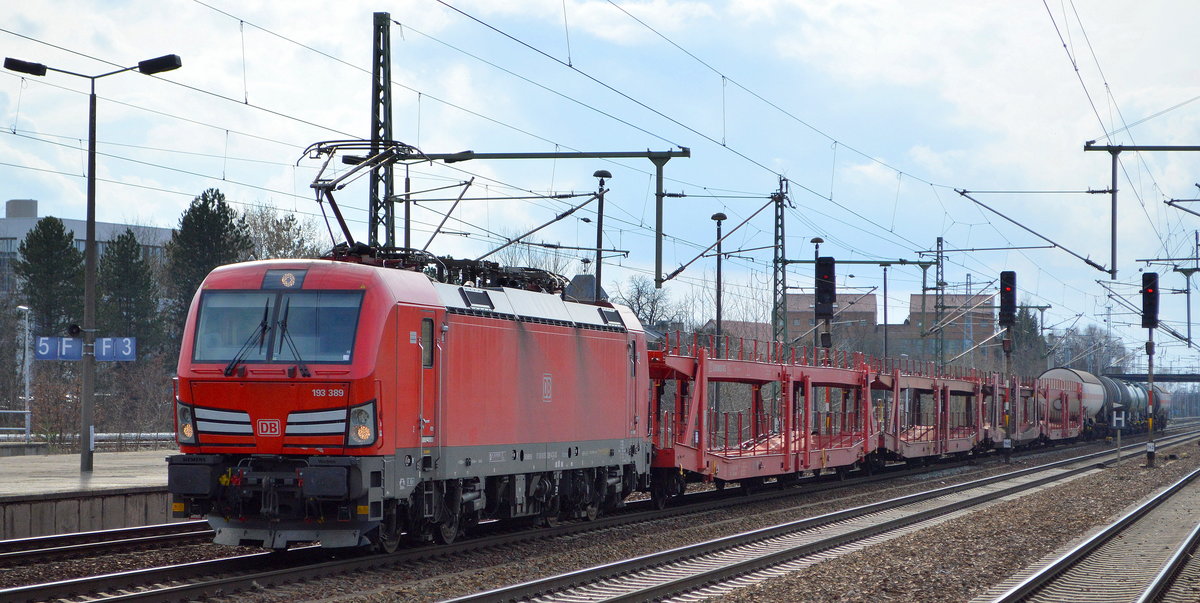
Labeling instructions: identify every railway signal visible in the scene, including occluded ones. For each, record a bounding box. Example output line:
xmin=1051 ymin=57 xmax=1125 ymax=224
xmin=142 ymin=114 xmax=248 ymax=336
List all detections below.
xmin=999 ymin=271 xmax=1016 ymax=327
xmin=815 ymin=256 xmax=836 ymax=319
xmin=1141 ymin=272 xmax=1159 ymax=329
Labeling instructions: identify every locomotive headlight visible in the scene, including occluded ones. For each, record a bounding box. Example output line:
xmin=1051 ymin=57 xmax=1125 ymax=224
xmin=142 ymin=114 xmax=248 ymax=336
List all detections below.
xmin=177 ymin=403 xmax=197 ymax=445
xmin=347 ymin=401 xmax=377 ymax=446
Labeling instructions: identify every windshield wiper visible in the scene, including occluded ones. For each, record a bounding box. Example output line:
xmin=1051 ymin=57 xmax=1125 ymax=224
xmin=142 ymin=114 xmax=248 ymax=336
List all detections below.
xmin=224 ymin=300 xmax=270 ymax=377
xmin=276 ymin=298 xmax=311 ymax=377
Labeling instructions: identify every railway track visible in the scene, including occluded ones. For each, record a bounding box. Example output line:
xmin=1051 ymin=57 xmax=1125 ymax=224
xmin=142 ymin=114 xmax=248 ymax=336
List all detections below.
xmin=1147 ymin=521 xmax=1200 ymax=603
xmin=989 ymin=464 xmax=1200 ymax=602
xmin=0 ymin=520 xmax=212 ymax=564
xmin=0 ymin=430 xmax=1189 ymax=602
xmin=444 ymin=430 xmax=1200 ymax=603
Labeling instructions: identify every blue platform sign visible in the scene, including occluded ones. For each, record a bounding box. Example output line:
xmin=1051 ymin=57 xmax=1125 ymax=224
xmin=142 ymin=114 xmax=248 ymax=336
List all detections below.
xmin=34 ymin=336 xmax=136 ymax=361
xmin=35 ymin=337 xmax=83 ymax=360
xmin=95 ymin=337 xmax=136 ymax=361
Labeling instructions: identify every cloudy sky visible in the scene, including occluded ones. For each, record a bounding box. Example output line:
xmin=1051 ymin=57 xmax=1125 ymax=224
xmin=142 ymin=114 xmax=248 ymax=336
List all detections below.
xmin=3 ymin=1 xmax=1199 ymax=371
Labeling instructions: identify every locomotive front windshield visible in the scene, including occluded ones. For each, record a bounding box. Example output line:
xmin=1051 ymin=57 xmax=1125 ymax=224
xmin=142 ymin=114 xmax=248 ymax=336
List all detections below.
xmin=192 ymin=290 xmax=363 ymax=364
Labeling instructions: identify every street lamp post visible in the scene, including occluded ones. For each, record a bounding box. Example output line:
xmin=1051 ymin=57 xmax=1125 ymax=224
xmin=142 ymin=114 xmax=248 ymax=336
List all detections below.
xmin=711 ymin=213 xmax=727 ymax=352
xmin=711 ymin=212 xmax=726 ymax=419
xmin=16 ymin=305 xmax=31 ymax=443
xmin=5 ymin=54 xmax=181 ymax=472
xmin=592 ymin=170 xmax=612 ymax=301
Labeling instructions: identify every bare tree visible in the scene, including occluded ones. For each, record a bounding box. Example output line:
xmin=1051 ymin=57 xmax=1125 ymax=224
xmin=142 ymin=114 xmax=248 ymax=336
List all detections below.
xmin=611 ymin=275 xmax=685 ymax=328
xmin=243 ymin=203 xmax=326 ymax=260
xmin=492 ymin=229 xmax=575 ymax=277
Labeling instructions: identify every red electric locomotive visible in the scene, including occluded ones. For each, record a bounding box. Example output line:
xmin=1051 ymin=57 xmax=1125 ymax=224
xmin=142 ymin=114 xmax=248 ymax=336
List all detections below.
xmin=168 ymin=257 xmax=650 ymax=550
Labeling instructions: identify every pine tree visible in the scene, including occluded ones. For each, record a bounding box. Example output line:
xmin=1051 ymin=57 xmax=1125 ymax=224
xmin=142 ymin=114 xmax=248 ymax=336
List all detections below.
xmin=165 ymin=188 xmax=252 ymax=336
xmin=98 ymin=228 xmax=165 ymax=354
xmin=1011 ymin=301 xmax=1047 ymax=375
xmin=13 ymin=217 xmax=83 ymax=335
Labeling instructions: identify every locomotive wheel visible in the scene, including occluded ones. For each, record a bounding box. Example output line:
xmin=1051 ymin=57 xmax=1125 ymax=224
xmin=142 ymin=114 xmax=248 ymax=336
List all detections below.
xmin=435 ymin=512 xmax=460 ymax=545
xmin=539 ymin=493 xmax=563 ymax=527
xmin=373 ymin=502 xmax=403 ymax=554
xmin=584 ymin=495 xmax=600 ymax=521
xmin=376 ymin=528 xmax=402 ymax=553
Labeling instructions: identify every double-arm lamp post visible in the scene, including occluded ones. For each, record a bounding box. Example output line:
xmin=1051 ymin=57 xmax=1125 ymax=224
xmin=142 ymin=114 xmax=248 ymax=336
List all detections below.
xmin=4 ymin=54 xmax=181 ymax=472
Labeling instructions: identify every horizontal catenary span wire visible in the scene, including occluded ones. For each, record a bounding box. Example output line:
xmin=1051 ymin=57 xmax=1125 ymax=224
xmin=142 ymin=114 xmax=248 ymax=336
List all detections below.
xmin=0 ymin=59 xmax=319 ymax=151
xmin=2 ymin=144 xmax=783 ymax=288
xmin=602 ymin=0 xmax=944 ymax=191
xmin=2 ymin=13 xmax=928 ymax=273
xmin=394 ymin=19 xmax=681 ymax=149
xmin=10 ymin=128 xmax=316 ymax=169
xmin=424 ymin=0 xmax=1003 ymax=261
xmin=0 ymin=27 xmax=357 ymax=142
xmin=0 ymin=21 xmax=1152 ymax=338
xmin=5 ymin=126 xmax=761 ymax=279
xmin=1042 ymin=2 xmax=1171 ymax=252
xmin=6 ymin=125 xmax=620 ymax=221
xmin=199 ymin=0 xmax=1100 ymax=287
xmin=5 ymin=133 xmax=1103 ymax=333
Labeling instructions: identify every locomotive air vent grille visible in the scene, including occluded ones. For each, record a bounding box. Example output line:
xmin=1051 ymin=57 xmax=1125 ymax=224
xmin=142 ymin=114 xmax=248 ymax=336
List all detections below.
xmin=286 ymin=408 xmax=348 ymax=436
xmin=194 ymin=407 xmax=252 ymax=435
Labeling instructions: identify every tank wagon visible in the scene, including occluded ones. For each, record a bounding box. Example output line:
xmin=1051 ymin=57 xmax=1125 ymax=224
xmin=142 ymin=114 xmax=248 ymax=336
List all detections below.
xmin=1038 ymin=368 xmax=1170 ymax=436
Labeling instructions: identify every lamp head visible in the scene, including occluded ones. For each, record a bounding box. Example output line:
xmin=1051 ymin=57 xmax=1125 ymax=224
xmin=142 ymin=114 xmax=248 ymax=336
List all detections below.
xmin=4 ymin=58 xmax=47 ymax=77
xmin=137 ymin=54 xmax=182 ymax=75
xmin=711 ymin=212 xmax=727 ymax=222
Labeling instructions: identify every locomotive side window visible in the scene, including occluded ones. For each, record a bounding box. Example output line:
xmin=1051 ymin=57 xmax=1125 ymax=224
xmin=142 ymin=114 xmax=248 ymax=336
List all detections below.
xmin=192 ymin=290 xmax=363 ymax=364
xmin=421 ymin=318 xmax=434 ymax=368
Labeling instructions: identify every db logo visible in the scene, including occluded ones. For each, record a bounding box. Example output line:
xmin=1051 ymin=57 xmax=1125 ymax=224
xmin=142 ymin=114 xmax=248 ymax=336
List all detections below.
xmin=256 ymin=419 xmax=282 ymax=437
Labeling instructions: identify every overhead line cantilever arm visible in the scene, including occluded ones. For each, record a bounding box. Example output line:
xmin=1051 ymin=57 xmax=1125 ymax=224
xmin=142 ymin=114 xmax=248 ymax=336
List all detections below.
xmin=790 ymin=287 xmax=878 ymax=342
xmin=660 ymin=195 xmax=775 ymax=283
xmin=956 ymin=189 xmax=1109 ymax=274
xmin=924 ymin=279 xmax=997 ymax=336
xmin=1166 ymin=200 xmax=1200 ymax=219
xmin=477 ymin=192 xmax=600 ymax=261
xmin=947 ymin=329 xmax=1007 ymax=364
xmin=389 ymin=147 xmax=690 ymax=288
xmin=423 ymin=177 xmax=474 ymax=251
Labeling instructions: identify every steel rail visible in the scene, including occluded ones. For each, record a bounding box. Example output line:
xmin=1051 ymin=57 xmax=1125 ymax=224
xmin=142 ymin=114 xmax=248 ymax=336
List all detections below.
xmin=991 ymin=466 xmax=1200 ymax=602
xmin=4 ymin=430 xmax=1193 ymax=602
xmin=0 ymin=520 xmax=211 ymax=561
xmin=446 ymin=435 xmax=1200 ymax=603
xmin=1136 ymin=521 xmax=1200 ymax=603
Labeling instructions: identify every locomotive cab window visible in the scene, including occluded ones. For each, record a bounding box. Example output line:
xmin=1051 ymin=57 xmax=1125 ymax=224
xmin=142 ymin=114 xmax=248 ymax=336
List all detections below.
xmin=192 ymin=289 xmax=363 ymax=364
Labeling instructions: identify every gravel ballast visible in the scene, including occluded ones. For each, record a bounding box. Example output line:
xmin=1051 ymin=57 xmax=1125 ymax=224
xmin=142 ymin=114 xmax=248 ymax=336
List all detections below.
xmin=225 ymin=441 xmax=1197 ymax=602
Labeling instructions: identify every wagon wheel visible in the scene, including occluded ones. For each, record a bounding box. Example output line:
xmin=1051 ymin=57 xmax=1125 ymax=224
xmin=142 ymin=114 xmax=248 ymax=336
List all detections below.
xmin=584 ymin=484 xmax=603 ymax=521
xmin=650 ymin=480 xmax=669 ymax=510
xmin=714 ymin=479 xmax=727 ymax=491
